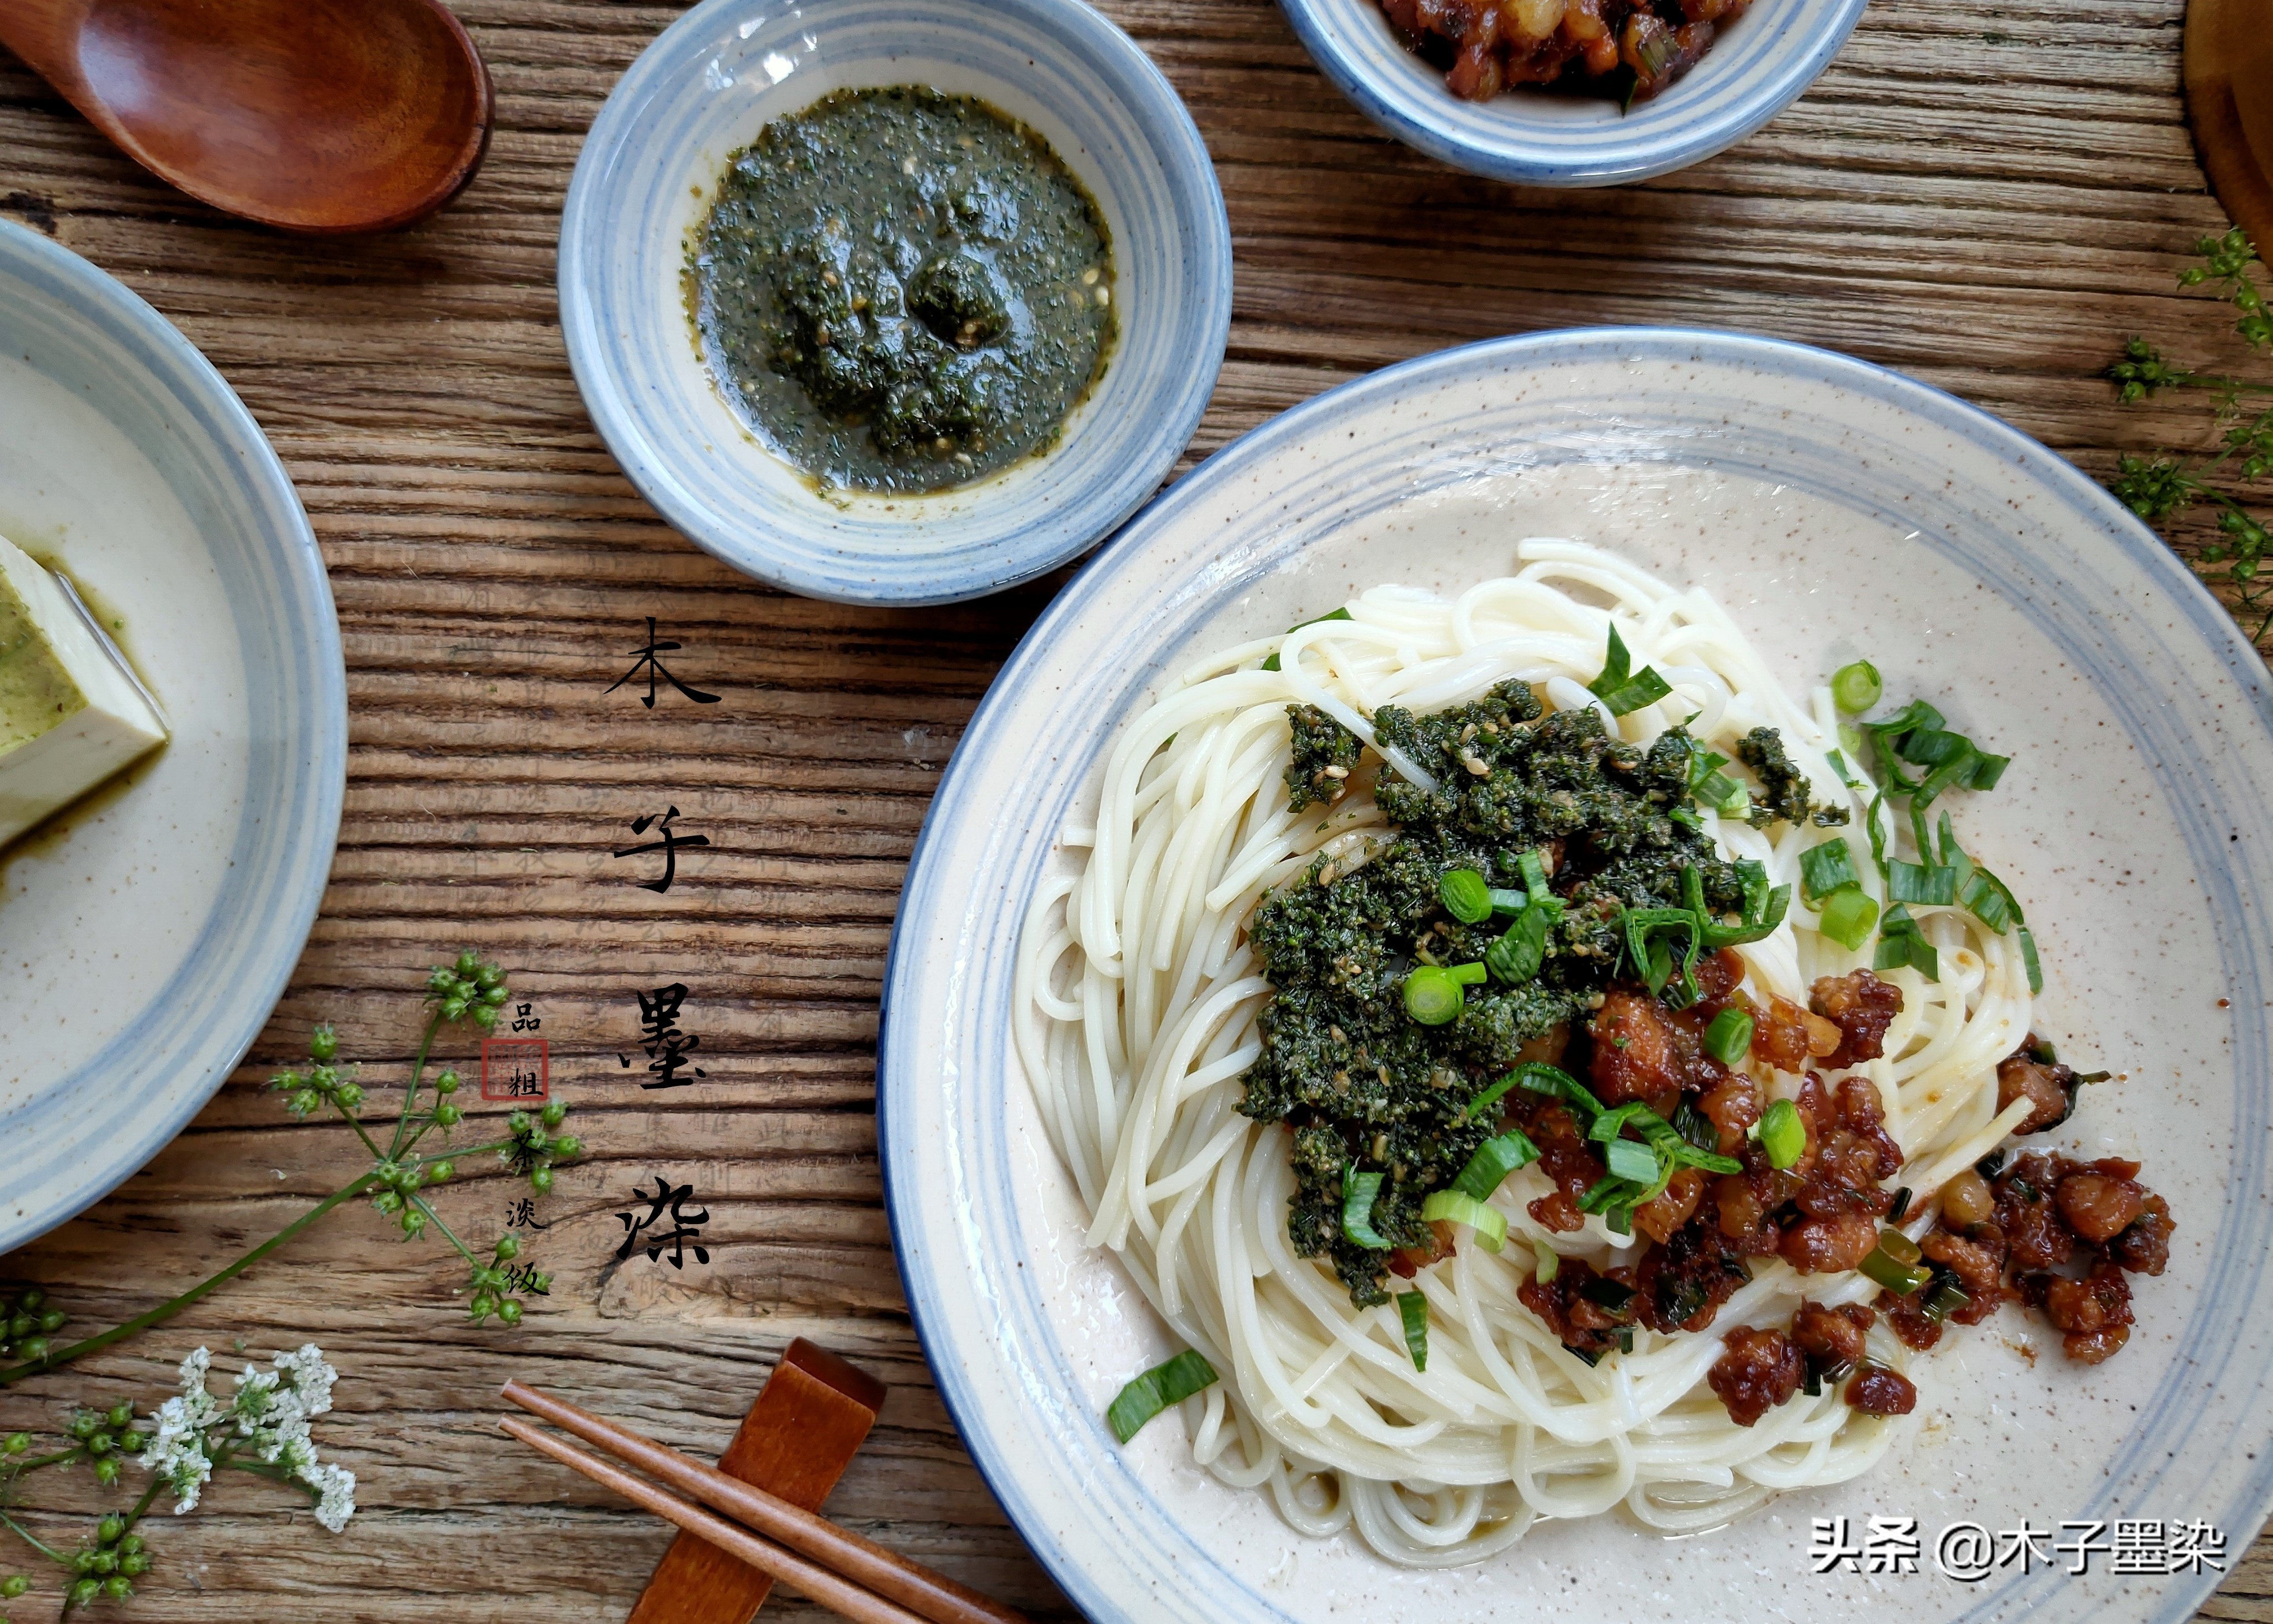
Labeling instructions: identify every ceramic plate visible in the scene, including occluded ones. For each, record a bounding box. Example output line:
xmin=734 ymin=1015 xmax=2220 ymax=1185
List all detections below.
xmin=560 ymin=0 xmax=1233 ymax=606
xmin=0 ymin=223 xmax=344 ymax=1257
xmin=1279 ymin=0 xmax=1867 ymax=185
xmin=880 ymin=328 xmax=2273 ymax=1622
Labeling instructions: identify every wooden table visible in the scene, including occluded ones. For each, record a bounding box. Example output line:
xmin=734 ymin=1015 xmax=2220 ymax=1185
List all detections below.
xmin=1 ymin=1 xmax=2267 ymax=1618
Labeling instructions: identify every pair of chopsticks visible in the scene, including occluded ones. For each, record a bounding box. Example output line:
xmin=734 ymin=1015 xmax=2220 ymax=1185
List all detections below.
xmin=500 ymin=1380 xmax=1029 ymax=1624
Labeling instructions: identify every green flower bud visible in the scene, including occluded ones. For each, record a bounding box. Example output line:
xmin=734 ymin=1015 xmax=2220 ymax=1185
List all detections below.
xmin=19 ymin=1339 xmax=47 ymax=1366
xmin=273 ymin=1068 xmax=303 ymax=1091
xmin=117 ymin=1537 xmax=142 ymax=1558
xmin=2 ymin=1574 xmax=28 ymax=1598
xmin=90 ymin=1552 xmax=115 ymax=1576
xmin=550 ymin=1136 xmax=583 ymax=1161
xmin=529 ymin=1167 xmax=555 ymax=1195
xmin=335 ymin=1082 xmax=364 ymax=1110
xmin=482 ymin=986 xmax=509 ymax=1005
xmin=506 ymin=1110 xmax=532 ymax=1135
xmin=434 ymin=1103 xmax=462 ymax=1129
xmin=474 ymin=1005 xmax=498 ymax=1031
xmin=435 ymin=1069 xmax=460 ymax=1097
xmin=103 ymin=1576 xmax=132 ymax=1600
xmin=3 ymin=1435 xmax=27 ymax=1455
xmin=373 ymin=1190 xmax=404 ymax=1216
xmin=289 ymin=1090 xmax=319 ymax=1117
xmin=120 ymin=1432 xmax=146 ymax=1454
xmin=71 ymin=1551 xmax=95 ymax=1574
xmin=456 ymin=951 xmax=479 ymax=977
xmin=119 ymin=1552 xmax=147 ymax=1577
xmin=492 ymin=1233 xmax=521 ymax=1261
xmin=496 ymin=1300 xmax=523 ymax=1327
xmin=93 ymin=1457 xmax=121 ymax=1485
xmin=107 ymin=1403 xmax=132 ymax=1428
xmin=469 ymin=1291 xmax=497 ymax=1320
xmin=475 ymin=964 xmax=504 ymax=991
xmin=309 ymin=1023 xmax=338 ymax=1063
xmin=441 ymin=997 xmax=468 ymax=1021
xmin=426 ymin=1161 xmax=454 ymax=1184
xmin=69 ymin=1413 xmax=99 ymax=1441
xmin=95 ymin=1516 xmax=123 ymax=1546
xmin=16 ymin=1290 xmax=39 ymax=1311
xmin=539 ymin=1102 xmax=567 ymax=1129
xmin=88 ymin=1431 xmax=113 ymax=1455
xmin=37 ymin=1311 xmax=64 ymax=1335
xmin=428 ymin=966 xmax=456 ymax=994
xmin=4 ymin=1314 xmax=24 ymax=1340
xmin=401 ymin=1209 xmax=428 ymax=1239
xmin=69 ymin=1578 xmax=99 ymax=1608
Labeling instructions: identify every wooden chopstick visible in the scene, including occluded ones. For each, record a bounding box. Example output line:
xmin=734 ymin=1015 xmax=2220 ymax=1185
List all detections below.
xmin=500 ymin=1381 xmax=1030 ymax=1624
xmin=500 ymin=1417 xmax=932 ymax=1624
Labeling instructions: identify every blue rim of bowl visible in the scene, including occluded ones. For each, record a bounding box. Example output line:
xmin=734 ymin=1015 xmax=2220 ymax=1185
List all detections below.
xmin=558 ymin=0 xmax=1234 ymax=606
xmin=877 ymin=325 xmax=2273 ymax=1623
xmin=1276 ymin=0 xmax=1869 ymax=184
xmin=0 ymin=220 xmax=345 ymax=1256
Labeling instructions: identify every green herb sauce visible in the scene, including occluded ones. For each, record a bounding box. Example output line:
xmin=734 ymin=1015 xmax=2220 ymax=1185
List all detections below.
xmin=1241 ymin=682 xmax=1812 ymax=1306
xmin=687 ymin=87 xmax=1117 ymax=494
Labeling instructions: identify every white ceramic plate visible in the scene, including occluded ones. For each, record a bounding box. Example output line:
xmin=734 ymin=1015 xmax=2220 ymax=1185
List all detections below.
xmin=881 ymin=329 xmax=2273 ymax=1623
xmin=0 ymin=223 xmax=344 ymax=1257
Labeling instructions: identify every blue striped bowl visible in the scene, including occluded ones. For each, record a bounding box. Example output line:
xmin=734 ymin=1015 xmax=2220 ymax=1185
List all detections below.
xmin=560 ymin=0 xmax=1233 ymax=606
xmin=1280 ymin=0 xmax=1867 ymax=184
xmin=0 ymin=223 xmax=344 ymax=1258
xmin=881 ymin=328 xmax=2273 ymax=1621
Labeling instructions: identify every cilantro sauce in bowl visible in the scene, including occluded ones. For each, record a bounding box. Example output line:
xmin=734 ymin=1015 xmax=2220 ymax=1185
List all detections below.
xmin=561 ymin=0 xmax=1229 ymax=606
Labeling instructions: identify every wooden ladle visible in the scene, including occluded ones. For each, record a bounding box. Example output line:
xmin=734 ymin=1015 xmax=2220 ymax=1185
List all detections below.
xmin=0 ymin=0 xmax=492 ymax=234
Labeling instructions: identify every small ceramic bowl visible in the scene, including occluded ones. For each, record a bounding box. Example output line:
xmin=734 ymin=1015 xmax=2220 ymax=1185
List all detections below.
xmin=1279 ymin=0 xmax=1868 ymax=185
xmin=560 ymin=0 xmax=1233 ymax=606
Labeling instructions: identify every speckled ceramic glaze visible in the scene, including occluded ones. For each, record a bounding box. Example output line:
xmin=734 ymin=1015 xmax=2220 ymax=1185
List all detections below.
xmin=559 ymin=0 xmax=1233 ymax=606
xmin=1279 ymin=0 xmax=1866 ymax=184
xmin=881 ymin=328 xmax=2273 ymax=1622
xmin=0 ymin=223 xmax=344 ymax=1258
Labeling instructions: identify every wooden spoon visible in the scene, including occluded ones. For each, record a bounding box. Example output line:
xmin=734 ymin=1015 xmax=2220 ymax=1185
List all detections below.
xmin=0 ymin=0 xmax=492 ymax=234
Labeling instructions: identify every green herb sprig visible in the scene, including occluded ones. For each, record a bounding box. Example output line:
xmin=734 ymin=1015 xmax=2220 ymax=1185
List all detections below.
xmin=2106 ymin=228 xmax=2273 ymax=643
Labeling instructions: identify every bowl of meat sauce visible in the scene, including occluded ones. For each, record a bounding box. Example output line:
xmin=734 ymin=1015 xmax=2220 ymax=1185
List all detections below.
xmin=561 ymin=0 xmax=1231 ymax=605
xmin=1280 ymin=0 xmax=1868 ymax=185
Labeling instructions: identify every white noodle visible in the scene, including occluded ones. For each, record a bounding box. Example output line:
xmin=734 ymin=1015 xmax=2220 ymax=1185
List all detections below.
xmin=1015 ymin=541 xmax=2029 ymax=1566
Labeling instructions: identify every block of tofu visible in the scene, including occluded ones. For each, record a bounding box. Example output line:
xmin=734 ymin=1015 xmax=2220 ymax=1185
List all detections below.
xmin=0 ymin=535 xmax=168 ymax=847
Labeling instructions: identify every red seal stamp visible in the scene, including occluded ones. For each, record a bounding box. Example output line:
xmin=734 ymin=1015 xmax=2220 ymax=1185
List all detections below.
xmin=481 ymin=1037 xmax=549 ymax=1102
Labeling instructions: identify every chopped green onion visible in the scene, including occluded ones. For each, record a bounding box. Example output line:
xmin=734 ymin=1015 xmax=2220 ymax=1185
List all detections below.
xmin=1447 ymin=961 xmax=1487 ymax=986
xmin=1397 ymin=1290 xmax=1430 ymax=1369
xmin=1859 ymin=1245 xmax=1933 ymax=1296
xmin=1683 ymin=861 xmax=1791 ymax=949
xmin=1604 ymin=1138 xmax=1660 ymax=1184
xmin=1517 ymin=848 xmax=1550 ymax=896
xmin=1402 ymin=966 xmax=1466 ymax=1025
xmin=1687 ymin=746 xmax=1747 ymax=814
xmin=1588 ymin=624 xmax=1674 ymax=716
xmin=2018 ymin=926 xmax=2044 ymax=993
xmin=1419 ymin=1189 xmax=1506 ymax=1251
xmin=1799 ymin=839 xmax=1862 ymax=902
xmin=1874 ymin=902 xmax=1940 ymax=982
xmin=1671 ymin=1098 xmax=1717 ymax=1154
xmin=1452 ymin=1131 xmax=1540 ymax=1199
xmin=1887 ymin=1185 xmax=1913 ymax=1223
xmin=1106 ymin=1349 xmax=1220 ymax=1442
xmin=1888 ymin=859 xmax=1957 ymax=906
xmin=1535 ymin=1248 xmax=1560 ymax=1284
xmin=1513 ymin=1062 xmax=1605 ymax=1118
xmin=1875 ymin=1228 xmax=1923 ymax=1267
xmin=1604 ymin=1204 xmax=1633 ymax=1236
xmin=1259 ymin=607 xmax=1351 ymax=672
xmin=1758 ymin=1098 xmax=1806 ymax=1170
xmin=1439 ymin=868 xmax=1492 ymax=924
xmin=1487 ymin=886 xmax=1528 ymax=916
xmin=1832 ymin=660 xmax=1883 ymax=713
xmin=1586 ymin=1101 xmax=1647 ymax=1143
xmin=1624 ymin=906 xmax=1703 ymax=1005
xmin=1703 ymin=1007 xmax=1754 ymax=1067
xmin=1579 ymin=1276 xmax=1637 ymax=1312
xmin=1342 ymin=1165 xmax=1391 ymax=1250
xmin=1816 ymin=886 xmax=1879 ymax=952
xmin=1958 ymin=869 xmax=2015 ymax=934
xmin=1920 ymin=1276 xmax=1970 ymax=1322
xmin=1486 ymin=892 xmax=1561 ymax=986
xmin=1966 ymin=753 xmax=2010 ymax=791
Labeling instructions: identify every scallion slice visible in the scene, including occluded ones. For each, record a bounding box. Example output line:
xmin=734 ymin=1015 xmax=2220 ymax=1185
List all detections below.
xmin=1703 ymin=1007 xmax=1754 ymax=1067
xmin=1831 ymin=660 xmax=1883 ymax=713
xmin=1875 ymin=1227 xmax=1923 ymax=1267
xmin=2018 ymin=925 xmax=2044 ymax=993
xmin=1604 ymin=1138 xmax=1660 ymax=1184
xmin=1452 ymin=1130 xmax=1540 ymax=1199
xmin=1396 ymin=1291 xmax=1430 ymax=1370
xmin=1419 ymin=1189 xmax=1506 ymax=1251
xmin=1106 ymin=1349 xmax=1220 ymax=1442
xmin=1487 ymin=886 xmax=1528 ymax=916
xmin=1816 ymin=886 xmax=1879 ymax=952
xmin=1858 ymin=1245 xmax=1933 ymax=1296
xmin=1402 ymin=966 xmax=1465 ymax=1025
xmin=1799 ymin=838 xmax=1863 ymax=902
xmin=1439 ymin=868 xmax=1492 ymax=924
xmin=1535 ymin=1248 xmax=1560 ymax=1284
xmin=1888 ymin=859 xmax=1958 ymax=906
xmin=1588 ymin=624 xmax=1674 ymax=716
xmin=1342 ymin=1165 xmax=1391 ymax=1250
xmin=1579 ymin=1276 xmax=1637 ymax=1311
xmin=1447 ymin=961 xmax=1487 ymax=986
xmin=1758 ymin=1098 xmax=1806 ymax=1170
xmin=1874 ymin=902 xmax=1940 ymax=982
xmin=1512 ymin=1061 xmax=1605 ymax=1118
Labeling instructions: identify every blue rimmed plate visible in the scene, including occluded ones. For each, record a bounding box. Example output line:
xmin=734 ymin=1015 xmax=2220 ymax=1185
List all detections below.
xmin=1280 ymin=0 xmax=1867 ymax=185
xmin=560 ymin=0 xmax=1233 ymax=606
xmin=881 ymin=328 xmax=2273 ymax=1621
xmin=0 ymin=223 xmax=344 ymax=1258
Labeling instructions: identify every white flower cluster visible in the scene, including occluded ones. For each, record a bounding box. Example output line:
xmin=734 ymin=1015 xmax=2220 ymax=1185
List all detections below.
xmin=140 ymin=1344 xmax=357 ymax=1532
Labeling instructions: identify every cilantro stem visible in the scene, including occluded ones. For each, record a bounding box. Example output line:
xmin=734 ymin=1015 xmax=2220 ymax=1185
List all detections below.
xmin=0 ymin=1507 xmax=65 ymax=1564
xmin=0 ymin=1172 xmax=380 ymax=1387
xmin=386 ymin=1009 xmax=449 ymax=1161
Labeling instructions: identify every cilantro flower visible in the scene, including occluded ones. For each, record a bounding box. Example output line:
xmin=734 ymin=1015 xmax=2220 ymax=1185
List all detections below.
xmin=138 ymin=1346 xmax=355 ymax=1531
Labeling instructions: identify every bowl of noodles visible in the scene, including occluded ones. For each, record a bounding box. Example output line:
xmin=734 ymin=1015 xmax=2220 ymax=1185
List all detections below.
xmin=879 ymin=328 xmax=2273 ymax=1620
